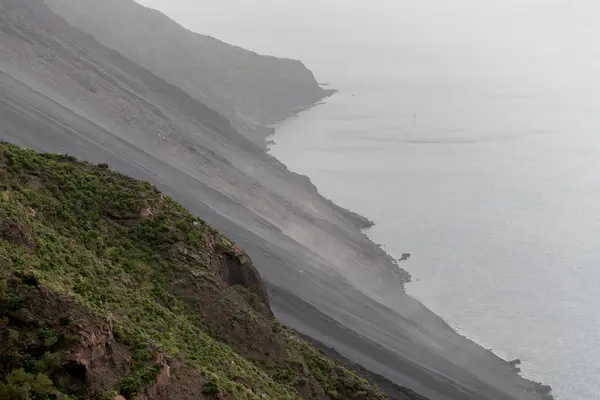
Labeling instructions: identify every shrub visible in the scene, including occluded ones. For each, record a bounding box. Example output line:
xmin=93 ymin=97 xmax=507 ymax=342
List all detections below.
xmin=0 ymin=369 xmax=67 ymax=399
xmin=202 ymin=380 xmax=220 ymax=395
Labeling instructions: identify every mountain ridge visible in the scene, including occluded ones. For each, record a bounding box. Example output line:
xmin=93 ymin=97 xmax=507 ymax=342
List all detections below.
xmin=44 ymin=0 xmax=335 ymax=147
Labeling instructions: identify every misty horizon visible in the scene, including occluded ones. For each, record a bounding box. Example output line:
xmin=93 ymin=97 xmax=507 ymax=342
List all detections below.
xmin=137 ymin=0 xmax=600 ymax=93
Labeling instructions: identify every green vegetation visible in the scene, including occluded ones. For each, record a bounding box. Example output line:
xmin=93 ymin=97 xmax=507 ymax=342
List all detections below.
xmin=0 ymin=143 xmax=386 ymax=399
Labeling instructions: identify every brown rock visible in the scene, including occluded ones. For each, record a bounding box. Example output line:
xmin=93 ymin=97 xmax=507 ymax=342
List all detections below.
xmin=139 ymin=207 xmax=155 ymax=219
xmin=155 ymin=364 xmax=171 ymax=391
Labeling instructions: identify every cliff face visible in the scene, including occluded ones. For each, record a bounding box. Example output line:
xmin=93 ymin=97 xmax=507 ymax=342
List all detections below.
xmin=0 ymin=142 xmax=388 ymax=400
xmin=44 ymin=0 xmax=333 ymax=146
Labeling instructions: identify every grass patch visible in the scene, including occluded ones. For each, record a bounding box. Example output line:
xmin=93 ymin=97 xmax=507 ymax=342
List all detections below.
xmin=0 ymin=143 xmax=386 ymax=400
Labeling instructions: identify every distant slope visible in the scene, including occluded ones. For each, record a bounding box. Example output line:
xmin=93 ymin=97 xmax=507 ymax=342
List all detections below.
xmin=0 ymin=142 xmax=390 ymax=400
xmin=44 ymin=0 xmax=333 ymax=146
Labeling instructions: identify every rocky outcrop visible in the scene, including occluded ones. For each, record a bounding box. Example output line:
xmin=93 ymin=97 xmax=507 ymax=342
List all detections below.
xmin=137 ymin=355 xmax=171 ymax=400
xmin=0 ymin=274 xmax=129 ymax=399
xmin=216 ymin=243 xmax=272 ymax=316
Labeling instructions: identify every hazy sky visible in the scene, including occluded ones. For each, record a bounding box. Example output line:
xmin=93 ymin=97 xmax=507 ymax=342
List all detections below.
xmin=137 ymin=0 xmax=600 ymax=91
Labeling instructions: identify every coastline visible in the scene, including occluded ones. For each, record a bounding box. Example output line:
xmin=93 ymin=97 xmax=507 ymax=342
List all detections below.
xmin=0 ymin=0 xmax=554 ymax=392
xmin=267 ymin=91 xmax=554 ymax=399
xmin=266 ymin=87 xmax=378 ymax=234
xmin=0 ymin=61 xmax=554 ymax=400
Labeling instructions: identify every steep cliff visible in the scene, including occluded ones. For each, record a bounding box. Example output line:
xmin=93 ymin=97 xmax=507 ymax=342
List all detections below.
xmin=44 ymin=0 xmax=334 ymax=146
xmin=0 ymin=142 xmax=390 ymax=400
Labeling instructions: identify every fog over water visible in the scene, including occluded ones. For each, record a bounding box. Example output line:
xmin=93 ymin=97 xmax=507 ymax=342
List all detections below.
xmin=139 ymin=1 xmax=600 ymax=398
